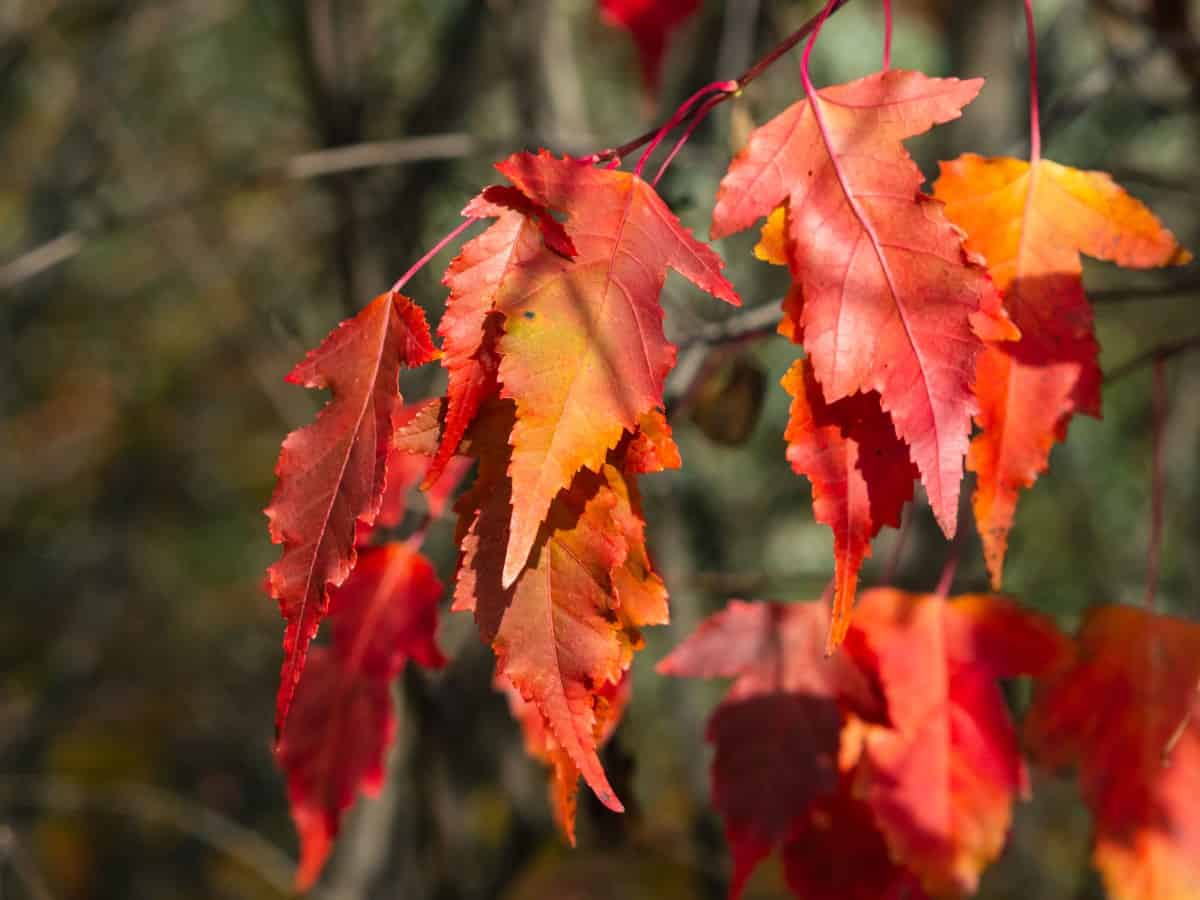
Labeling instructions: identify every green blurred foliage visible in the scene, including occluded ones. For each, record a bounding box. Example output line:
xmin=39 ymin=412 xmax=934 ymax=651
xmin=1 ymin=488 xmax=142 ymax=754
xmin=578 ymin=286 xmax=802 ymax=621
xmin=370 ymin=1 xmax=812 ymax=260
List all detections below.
xmin=0 ymin=1 xmax=1197 ymax=898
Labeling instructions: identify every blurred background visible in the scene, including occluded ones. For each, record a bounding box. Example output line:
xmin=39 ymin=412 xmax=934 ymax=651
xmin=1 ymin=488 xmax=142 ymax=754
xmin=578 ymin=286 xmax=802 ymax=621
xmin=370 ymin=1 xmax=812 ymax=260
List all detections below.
xmin=1 ymin=1 xmax=1198 ymax=898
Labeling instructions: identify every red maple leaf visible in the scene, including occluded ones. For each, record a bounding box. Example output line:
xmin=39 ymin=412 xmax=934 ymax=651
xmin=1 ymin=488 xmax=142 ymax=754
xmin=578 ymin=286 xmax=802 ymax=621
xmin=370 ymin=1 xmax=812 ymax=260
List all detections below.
xmin=781 ymin=358 xmax=916 ymax=649
xmin=277 ymin=542 xmax=445 ymax=890
xmin=712 ymin=70 xmax=1012 ymax=537
xmin=266 ymin=291 xmax=436 ymax=737
xmin=1027 ymin=604 xmax=1200 ymax=900
xmin=658 ymin=599 xmax=883 ymax=896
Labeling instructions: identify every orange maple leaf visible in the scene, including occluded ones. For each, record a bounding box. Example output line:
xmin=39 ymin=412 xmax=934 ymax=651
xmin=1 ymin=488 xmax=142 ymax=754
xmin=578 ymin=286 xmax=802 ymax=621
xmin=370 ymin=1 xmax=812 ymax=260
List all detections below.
xmin=487 ymin=151 xmax=739 ymax=588
xmin=933 ymin=155 xmax=1189 ymax=587
xmin=498 ymin=672 xmax=632 ymax=844
xmin=453 ymin=401 xmax=670 ymax=815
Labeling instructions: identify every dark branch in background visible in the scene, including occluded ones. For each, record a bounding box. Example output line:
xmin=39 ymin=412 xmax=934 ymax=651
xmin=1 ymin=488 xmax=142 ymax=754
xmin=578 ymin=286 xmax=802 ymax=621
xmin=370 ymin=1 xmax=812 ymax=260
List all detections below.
xmin=0 ymin=778 xmax=318 ymax=900
xmin=1104 ymin=335 xmax=1200 ymax=384
xmin=288 ymin=0 xmax=373 ymax=314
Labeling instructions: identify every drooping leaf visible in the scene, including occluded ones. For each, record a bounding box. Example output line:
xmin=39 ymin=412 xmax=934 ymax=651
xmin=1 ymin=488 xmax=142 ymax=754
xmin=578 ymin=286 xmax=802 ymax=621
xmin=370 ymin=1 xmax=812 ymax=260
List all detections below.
xmin=598 ymin=0 xmax=699 ymax=96
xmin=277 ymin=542 xmax=445 ymax=890
xmin=490 ymin=151 xmax=739 ymax=587
xmin=933 ymin=155 xmax=1189 ymax=586
xmin=499 ymin=672 xmax=632 ymax=844
xmin=266 ymin=291 xmax=436 ymax=737
xmin=658 ymin=599 xmax=883 ymax=896
xmin=453 ymin=401 xmax=669 ymax=814
xmin=712 ymin=71 xmax=1010 ymax=536
xmin=1026 ymin=604 xmax=1200 ymax=900
xmin=842 ymin=589 xmax=1070 ymax=896
xmin=781 ymin=358 xmax=916 ymax=649
xmin=278 ymin=651 xmax=393 ymax=892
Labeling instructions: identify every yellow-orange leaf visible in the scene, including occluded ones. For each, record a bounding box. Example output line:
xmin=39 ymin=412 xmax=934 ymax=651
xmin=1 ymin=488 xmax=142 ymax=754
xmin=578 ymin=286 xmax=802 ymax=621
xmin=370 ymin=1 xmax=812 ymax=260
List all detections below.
xmin=934 ymin=155 xmax=1189 ymax=587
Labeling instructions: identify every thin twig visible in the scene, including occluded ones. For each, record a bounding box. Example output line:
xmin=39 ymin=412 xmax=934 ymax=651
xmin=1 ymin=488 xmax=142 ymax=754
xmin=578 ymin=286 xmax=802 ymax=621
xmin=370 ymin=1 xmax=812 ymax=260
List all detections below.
xmin=1103 ymin=335 xmax=1200 ymax=384
xmin=587 ymin=0 xmax=854 ymax=165
xmin=0 ymin=777 xmax=323 ymax=899
xmin=1143 ymin=357 xmax=1167 ymax=610
xmin=0 ymin=134 xmax=476 ymax=291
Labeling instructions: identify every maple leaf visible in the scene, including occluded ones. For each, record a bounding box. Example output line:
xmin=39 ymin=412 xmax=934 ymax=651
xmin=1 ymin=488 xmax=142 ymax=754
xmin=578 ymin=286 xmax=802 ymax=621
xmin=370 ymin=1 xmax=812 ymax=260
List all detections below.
xmin=1026 ymin=604 xmax=1200 ymax=900
xmin=427 ymin=186 xmax=576 ymax=490
xmin=658 ymin=599 xmax=883 ymax=896
xmin=487 ymin=151 xmax=739 ymax=587
xmin=598 ymin=0 xmax=699 ymax=96
xmin=266 ymin=290 xmax=436 ymax=737
xmin=781 ymin=358 xmax=916 ymax=650
xmin=453 ymin=401 xmax=669 ymax=814
xmin=277 ymin=542 xmax=445 ymax=890
xmin=498 ymin=672 xmax=632 ymax=844
xmin=933 ymin=156 xmax=1190 ymax=587
xmin=712 ymin=70 xmax=1011 ymax=537
xmin=842 ymin=588 xmax=1069 ymax=896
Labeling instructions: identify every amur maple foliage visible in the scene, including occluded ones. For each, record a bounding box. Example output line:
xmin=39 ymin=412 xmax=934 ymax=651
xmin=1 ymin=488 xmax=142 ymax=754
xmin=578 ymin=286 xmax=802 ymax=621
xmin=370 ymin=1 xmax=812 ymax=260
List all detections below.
xmin=261 ymin=1 xmax=1197 ymax=895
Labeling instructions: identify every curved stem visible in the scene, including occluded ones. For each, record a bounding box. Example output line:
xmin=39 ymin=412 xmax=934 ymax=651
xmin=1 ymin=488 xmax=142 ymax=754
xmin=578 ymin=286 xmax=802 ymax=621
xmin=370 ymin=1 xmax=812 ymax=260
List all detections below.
xmin=390 ymin=217 xmax=479 ymax=293
xmin=1144 ymin=357 xmax=1167 ymax=610
xmin=1023 ymin=0 xmax=1042 ymax=163
xmin=882 ymin=0 xmax=893 ymax=70
xmin=652 ymin=92 xmax=727 ymax=185
xmin=587 ymin=0 xmax=855 ymax=166
xmin=634 ymin=80 xmax=737 ymax=178
xmin=801 ymin=0 xmax=841 ymax=96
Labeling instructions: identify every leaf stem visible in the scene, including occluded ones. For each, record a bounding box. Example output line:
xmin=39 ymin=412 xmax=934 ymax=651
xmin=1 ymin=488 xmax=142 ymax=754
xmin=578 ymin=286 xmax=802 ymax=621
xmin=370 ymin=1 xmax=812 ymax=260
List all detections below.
xmin=882 ymin=0 xmax=893 ymax=71
xmin=1143 ymin=357 xmax=1167 ymax=610
xmin=1023 ymin=0 xmax=1042 ymax=163
xmin=652 ymin=92 xmax=728 ymax=185
xmin=390 ymin=217 xmax=480 ymax=294
xmin=587 ymin=0 xmax=854 ymax=166
xmin=633 ymin=81 xmax=738 ymax=178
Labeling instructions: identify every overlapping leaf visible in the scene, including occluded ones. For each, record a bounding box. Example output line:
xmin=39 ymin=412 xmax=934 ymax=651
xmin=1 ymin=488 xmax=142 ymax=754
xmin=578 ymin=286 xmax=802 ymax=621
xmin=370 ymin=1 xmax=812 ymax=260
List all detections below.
xmin=266 ymin=290 xmax=436 ymax=736
xmin=474 ymin=151 xmax=738 ymax=586
xmin=934 ymin=156 xmax=1189 ymax=586
xmin=277 ymin=542 xmax=445 ymax=890
xmin=781 ymin=359 xmax=916 ymax=649
xmin=712 ymin=70 xmax=1011 ymax=537
xmin=427 ymin=186 xmax=576 ymax=489
xmin=454 ymin=400 xmax=672 ymax=814
xmin=843 ymin=589 xmax=1069 ymax=896
xmin=1027 ymin=604 xmax=1200 ymax=900
xmin=658 ymin=599 xmax=883 ymax=896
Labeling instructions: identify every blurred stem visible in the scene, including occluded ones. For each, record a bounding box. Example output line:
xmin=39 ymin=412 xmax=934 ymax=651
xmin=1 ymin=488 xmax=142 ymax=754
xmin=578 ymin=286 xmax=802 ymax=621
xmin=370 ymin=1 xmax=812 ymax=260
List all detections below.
xmin=882 ymin=0 xmax=893 ymax=70
xmin=1024 ymin=0 xmax=1042 ymax=163
xmin=1143 ymin=357 xmax=1167 ymax=610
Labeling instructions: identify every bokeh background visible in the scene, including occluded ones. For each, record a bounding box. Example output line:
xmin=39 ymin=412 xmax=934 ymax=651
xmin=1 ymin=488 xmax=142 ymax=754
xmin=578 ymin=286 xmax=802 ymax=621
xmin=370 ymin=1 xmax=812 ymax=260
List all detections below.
xmin=2 ymin=1 xmax=1198 ymax=898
